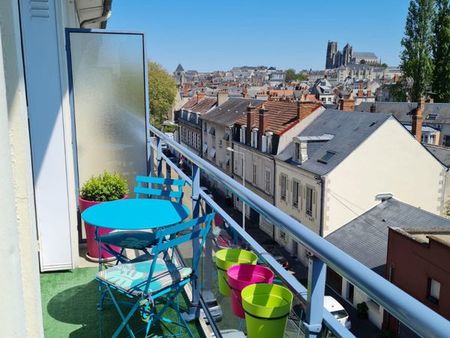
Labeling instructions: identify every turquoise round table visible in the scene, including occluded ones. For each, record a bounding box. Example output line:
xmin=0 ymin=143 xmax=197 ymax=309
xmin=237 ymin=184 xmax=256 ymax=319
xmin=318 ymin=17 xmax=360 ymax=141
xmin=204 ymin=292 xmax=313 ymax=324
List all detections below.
xmin=81 ymin=199 xmax=190 ymax=230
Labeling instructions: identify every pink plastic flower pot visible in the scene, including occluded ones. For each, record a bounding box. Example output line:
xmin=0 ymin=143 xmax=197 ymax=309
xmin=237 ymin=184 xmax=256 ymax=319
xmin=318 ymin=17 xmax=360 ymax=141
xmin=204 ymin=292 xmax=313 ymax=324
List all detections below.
xmin=79 ymin=196 xmax=125 ymax=261
xmin=227 ymin=264 xmax=275 ymax=318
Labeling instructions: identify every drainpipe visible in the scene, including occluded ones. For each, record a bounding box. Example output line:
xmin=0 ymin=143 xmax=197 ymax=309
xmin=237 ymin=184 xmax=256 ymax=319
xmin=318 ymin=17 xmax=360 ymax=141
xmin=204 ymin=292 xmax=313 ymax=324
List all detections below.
xmin=80 ymin=0 xmax=112 ymax=28
xmin=319 ymin=176 xmax=325 ymax=237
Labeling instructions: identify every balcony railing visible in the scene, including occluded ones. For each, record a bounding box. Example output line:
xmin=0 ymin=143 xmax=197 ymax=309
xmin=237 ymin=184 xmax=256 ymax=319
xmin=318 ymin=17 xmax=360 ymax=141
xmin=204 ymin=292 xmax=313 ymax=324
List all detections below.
xmin=150 ymin=125 xmax=450 ymax=338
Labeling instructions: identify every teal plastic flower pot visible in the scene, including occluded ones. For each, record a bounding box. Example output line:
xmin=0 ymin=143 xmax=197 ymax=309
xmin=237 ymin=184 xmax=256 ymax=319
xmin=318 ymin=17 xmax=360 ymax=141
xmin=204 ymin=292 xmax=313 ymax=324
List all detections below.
xmin=241 ymin=283 xmax=293 ymax=338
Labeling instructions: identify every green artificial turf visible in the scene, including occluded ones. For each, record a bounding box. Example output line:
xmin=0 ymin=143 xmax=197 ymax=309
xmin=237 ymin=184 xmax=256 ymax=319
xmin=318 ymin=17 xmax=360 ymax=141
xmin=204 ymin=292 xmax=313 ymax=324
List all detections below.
xmin=40 ymin=267 xmax=204 ymax=337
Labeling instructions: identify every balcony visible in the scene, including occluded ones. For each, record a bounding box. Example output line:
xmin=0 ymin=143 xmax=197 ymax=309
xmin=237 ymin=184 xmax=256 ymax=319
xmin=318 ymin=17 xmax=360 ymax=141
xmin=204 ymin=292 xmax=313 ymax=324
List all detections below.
xmin=39 ymin=126 xmax=450 ymax=338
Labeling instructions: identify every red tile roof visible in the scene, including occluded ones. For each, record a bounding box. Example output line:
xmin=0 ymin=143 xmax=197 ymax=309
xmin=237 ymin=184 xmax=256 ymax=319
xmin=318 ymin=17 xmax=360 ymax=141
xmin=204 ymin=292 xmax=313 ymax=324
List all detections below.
xmin=235 ymin=101 xmax=300 ymax=135
xmin=182 ymin=96 xmax=217 ymax=114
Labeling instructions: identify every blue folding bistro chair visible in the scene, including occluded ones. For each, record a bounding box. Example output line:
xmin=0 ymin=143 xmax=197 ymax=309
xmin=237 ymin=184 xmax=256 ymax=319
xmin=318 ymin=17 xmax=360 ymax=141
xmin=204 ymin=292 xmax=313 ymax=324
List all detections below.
xmin=96 ymin=213 xmax=214 ymax=338
xmin=98 ymin=176 xmax=186 ymax=263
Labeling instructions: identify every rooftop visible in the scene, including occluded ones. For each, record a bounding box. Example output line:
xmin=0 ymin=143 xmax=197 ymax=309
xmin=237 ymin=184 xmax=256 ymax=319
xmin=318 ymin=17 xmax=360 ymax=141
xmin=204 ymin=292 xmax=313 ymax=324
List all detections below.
xmin=278 ymin=109 xmax=390 ymax=175
xmin=201 ymin=98 xmax=263 ymax=126
xmin=182 ymin=96 xmax=217 ymax=114
xmin=326 ymin=198 xmax=450 ymax=275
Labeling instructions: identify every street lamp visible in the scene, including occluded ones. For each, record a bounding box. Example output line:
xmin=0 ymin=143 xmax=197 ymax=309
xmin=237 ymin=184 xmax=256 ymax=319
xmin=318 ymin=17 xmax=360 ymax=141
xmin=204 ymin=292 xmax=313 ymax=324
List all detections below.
xmin=227 ymin=146 xmax=246 ymax=231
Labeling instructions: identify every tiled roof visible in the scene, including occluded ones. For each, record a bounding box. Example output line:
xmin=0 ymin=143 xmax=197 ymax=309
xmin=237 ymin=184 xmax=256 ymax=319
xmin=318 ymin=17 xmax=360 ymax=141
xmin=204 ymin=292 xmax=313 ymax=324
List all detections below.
xmin=182 ymin=97 xmax=217 ymax=114
xmin=201 ymin=98 xmax=264 ymax=126
xmin=277 ymin=109 xmax=391 ymax=175
xmin=326 ymin=198 xmax=450 ymax=275
xmin=235 ymin=100 xmax=300 ymax=135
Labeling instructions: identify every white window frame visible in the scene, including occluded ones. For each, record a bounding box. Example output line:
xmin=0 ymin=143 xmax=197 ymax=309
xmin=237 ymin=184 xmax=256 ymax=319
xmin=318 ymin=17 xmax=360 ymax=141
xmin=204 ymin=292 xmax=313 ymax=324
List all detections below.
xmin=292 ymin=180 xmax=300 ymax=209
xmin=306 ymin=186 xmax=315 ymax=217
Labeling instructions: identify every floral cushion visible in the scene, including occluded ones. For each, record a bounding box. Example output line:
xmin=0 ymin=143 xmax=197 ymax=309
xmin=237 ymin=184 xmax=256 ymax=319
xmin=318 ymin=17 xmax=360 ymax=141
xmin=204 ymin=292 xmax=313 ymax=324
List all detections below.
xmin=96 ymin=258 xmax=192 ymax=295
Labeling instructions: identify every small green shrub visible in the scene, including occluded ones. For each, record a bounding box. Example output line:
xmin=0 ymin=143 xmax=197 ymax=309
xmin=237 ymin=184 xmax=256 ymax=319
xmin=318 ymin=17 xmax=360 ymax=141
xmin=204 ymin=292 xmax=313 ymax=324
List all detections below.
xmin=357 ymin=301 xmax=369 ymax=319
xmin=80 ymin=171 xmax=129 ymax=202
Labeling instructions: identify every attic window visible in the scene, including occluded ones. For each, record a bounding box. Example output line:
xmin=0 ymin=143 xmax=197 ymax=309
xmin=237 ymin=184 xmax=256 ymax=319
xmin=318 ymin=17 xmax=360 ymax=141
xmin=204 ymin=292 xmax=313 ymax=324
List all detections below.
xmin=317 ymin=151 xmax=336 ymax=164
xmin=427 ymin=114 xmax=438 ymax=120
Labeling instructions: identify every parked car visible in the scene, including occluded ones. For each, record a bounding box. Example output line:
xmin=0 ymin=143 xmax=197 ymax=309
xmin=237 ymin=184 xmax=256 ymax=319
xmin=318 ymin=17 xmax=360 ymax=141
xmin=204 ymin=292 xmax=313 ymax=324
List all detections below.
xmin=324 ymin=296 xmax=351 ymax=329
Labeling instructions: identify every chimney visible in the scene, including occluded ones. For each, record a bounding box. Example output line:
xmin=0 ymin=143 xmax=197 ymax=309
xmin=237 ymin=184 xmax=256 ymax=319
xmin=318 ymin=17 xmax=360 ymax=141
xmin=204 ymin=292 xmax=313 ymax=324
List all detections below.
xmin=246 ymin=103 xmax=257 ymax=146
xmin=339 ymin=95 xmax=355 ymax=112
xmin=412 ymin=97 xmax=425 ymax=142
xmin=357 ymin=82 xmax=363 ymax=97
xmin=297 ymin=96 xmax=321 ymax=120
xmin=258 ymin=105 xmax=268 ymax=150
xmin=196 ymin=91 xmax=206 ymax=103
xmin=182 ymin=84 xmax=190 ymax=97
xmin=370 ymin=103 xmax=376 ymax=113
xmin=217 ymin=90 xmax=229 ymax=106
xmin=242 ymin=85 xmax=248 ymax=98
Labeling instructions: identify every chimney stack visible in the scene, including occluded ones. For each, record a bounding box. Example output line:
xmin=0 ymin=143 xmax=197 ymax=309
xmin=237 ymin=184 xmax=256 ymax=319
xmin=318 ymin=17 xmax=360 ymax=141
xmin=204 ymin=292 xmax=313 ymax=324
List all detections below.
xmin=217 ymin=90 xmax=229 ymax=106
xmin=258 ymin=104 xmax=268 ymax=150
xmin=339 ymin=95 xmax=355 ymax=112
xmin=357 ymin=82 xmax=363 ymax=97
xmin=196 ymin=91 xmax=206 ymax=103
xmin=412 ymin=97 xmax=425 ymax=142
xmin=297 ymin=95 xmax=321 ymax=120
xmin=246 ymin=103 xmax=257 ymax=146
xmin=242 ymin=85 xmax=248 ymax=98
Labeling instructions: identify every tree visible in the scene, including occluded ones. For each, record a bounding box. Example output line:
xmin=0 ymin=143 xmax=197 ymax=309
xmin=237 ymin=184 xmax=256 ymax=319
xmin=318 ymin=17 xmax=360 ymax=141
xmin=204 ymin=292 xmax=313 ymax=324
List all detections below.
xmin=285 ymin=68 xmax=298 ymax=82
xmin=432 ymin=0 xmax=450 ymax=102
xmin=285 ymin=68 xmax=308 ymax=82
xmin=400 ymin=0 xmax=434 ymax=101
xmin=148 ymin=62 xmax=177 ymax=129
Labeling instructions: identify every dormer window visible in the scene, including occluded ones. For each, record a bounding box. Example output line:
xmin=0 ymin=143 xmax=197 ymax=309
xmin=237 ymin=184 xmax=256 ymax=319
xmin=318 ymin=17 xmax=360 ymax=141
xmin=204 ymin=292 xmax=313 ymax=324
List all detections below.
xmin=294 ymin=143 xmax=300 ymax=161
xmin=240 ymin=126 xmax=246 ymax=143
xmin=251 ymin=128 xmax=258 ymax=148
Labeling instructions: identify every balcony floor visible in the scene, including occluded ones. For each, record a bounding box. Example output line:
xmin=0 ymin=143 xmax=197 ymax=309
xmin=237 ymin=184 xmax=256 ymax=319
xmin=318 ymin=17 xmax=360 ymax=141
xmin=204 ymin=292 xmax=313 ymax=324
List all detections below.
xmin=40 ymin=267 xmax=204 ymax=337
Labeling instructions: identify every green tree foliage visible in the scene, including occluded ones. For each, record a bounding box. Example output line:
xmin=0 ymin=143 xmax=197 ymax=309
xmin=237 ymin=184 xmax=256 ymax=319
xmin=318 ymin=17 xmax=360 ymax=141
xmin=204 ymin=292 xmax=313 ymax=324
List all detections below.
xmin=148 ymin=62 xmax=177 ymax=129
xmin=400 ymin=0 xmax=434 ymax=101
xmin=285 ymin=68 xmax=307 ymax=82
xmin=432 ymin=0 xmax=450 ymax=102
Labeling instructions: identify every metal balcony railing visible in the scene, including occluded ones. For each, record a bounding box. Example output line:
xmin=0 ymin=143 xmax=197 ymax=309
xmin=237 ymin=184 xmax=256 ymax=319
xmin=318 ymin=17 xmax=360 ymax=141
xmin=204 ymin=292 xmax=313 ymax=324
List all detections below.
xmin=149 ymin=125 xmax=450 ymax=338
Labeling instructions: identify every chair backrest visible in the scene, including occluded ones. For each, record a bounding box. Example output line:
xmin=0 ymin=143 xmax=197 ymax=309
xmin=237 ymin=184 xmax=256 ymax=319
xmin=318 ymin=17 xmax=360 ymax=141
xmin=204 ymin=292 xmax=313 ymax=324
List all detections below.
xmin=134 ymin=176 xmax=185 ymax=202
xmin=143 ymin=213 xmax=214 ymax=294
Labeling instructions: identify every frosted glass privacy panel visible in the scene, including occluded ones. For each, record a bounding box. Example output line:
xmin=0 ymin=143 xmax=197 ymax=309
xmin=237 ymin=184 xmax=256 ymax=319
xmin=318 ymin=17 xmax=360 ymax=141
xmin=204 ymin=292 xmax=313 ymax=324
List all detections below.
xmin=68 ymin=32 xmax=147 ymax=192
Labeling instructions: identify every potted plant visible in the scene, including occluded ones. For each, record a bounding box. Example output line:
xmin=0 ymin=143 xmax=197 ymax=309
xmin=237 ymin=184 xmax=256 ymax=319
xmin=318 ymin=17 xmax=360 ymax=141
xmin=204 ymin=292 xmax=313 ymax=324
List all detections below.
xmin=79 ymin=171 xmax=129 ymax=261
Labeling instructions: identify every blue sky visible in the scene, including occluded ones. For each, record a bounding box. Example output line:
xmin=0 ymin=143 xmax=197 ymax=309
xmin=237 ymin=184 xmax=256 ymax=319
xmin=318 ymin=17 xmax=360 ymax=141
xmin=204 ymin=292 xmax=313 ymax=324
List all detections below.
xmin=109 ymin=0 xmax=410 ymax=72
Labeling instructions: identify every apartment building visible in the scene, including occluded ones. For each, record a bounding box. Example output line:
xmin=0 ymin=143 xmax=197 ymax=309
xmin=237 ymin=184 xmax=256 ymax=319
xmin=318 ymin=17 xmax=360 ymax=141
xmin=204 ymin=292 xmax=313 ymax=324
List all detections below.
xmin=231 ymin=98 xmax=323 ymax=235
xmin=176 ymin=92 xmax=217 ymax=155
xmin=275 ymin=109 xmax=446 ymax=263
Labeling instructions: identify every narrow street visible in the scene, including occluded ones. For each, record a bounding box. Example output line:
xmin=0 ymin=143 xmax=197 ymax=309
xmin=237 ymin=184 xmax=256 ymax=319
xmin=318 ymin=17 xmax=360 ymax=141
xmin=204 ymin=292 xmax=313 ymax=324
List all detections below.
xmin=206 ymin=184 xmax=381 ymax=338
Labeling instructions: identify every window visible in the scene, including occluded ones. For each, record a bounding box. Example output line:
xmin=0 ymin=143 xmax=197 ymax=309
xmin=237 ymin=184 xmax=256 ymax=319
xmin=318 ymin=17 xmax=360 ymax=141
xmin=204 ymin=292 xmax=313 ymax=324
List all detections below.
xmin=427 ymin=113 xmax=438 ymax=120
xmin=444 ymin=135 xmax=450 ymax=147
xmin=294 ymin=143 xmax=300 ymax=161
xmin=280 ymin=174 xmax=287 ymax=201
xmin=292 ymin=180 xmax=300 ymax=208
xmin=251 ymin=128 xmax=258 ymax=148
xmin=265 ymin=170 xmax=271 ymax=193
xmin=306 ymin=186 xmax=315 ymax=217
xmin=252 ymin=164 xmax=257 ymax=184
xmin=428 ymin=278 xmax=440 ymax=304
xmin=318 ymin=151 xmax=336 ymax=164
xmin=204 ymin=122 xmax=207 ymax=132
xmin=240 ymin=126 xmax=246 ymax=144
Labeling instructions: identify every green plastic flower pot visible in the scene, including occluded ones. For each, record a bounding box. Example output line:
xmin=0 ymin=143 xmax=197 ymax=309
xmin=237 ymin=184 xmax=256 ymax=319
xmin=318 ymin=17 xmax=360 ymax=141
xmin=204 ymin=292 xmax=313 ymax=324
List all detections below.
xmin=241 ymin=283 xmax=293 ymax=338
xmin=215 ymin=248 xmax=258 ymax=296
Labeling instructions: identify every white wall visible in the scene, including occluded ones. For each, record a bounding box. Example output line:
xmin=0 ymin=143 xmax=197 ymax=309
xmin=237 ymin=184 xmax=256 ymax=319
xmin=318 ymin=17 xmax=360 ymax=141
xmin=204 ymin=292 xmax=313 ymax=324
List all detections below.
xmin=275 ymin=161 xmax=322 ymax=262
xmin=324 ymin=117 xmax=446 ymax=235
xmin=0 ymin=0 xmax=43 ymax=335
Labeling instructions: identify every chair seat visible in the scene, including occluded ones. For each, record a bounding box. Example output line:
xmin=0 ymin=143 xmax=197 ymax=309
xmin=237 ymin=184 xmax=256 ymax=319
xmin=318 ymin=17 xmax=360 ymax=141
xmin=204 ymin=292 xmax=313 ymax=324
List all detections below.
xmin=98 ymin=230 xmax=157 ymax=249
xmin=96 ymin=258 xmax=192 ymax=296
